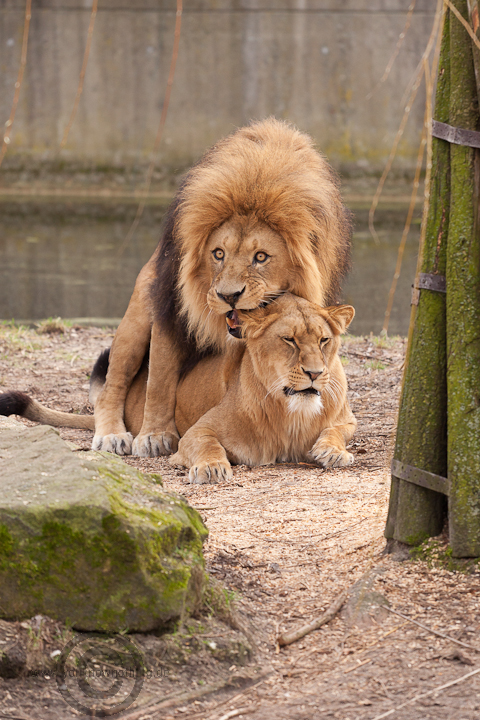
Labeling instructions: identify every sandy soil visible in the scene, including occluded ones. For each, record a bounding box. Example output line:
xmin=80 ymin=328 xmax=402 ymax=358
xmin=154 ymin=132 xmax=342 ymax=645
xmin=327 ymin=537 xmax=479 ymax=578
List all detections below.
xmin=1 ymin=322 xmax=480 ymax=720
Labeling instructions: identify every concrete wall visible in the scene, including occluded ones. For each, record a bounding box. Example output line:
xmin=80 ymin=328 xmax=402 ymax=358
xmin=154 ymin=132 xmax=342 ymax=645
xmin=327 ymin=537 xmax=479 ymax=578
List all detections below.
xmin=0 ymin=0 xmax=435 ymax=175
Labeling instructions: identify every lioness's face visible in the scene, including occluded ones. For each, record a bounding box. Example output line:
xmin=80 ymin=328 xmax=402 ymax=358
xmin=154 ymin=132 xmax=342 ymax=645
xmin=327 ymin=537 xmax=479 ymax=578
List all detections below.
xmin=239 ymin=296 xmax=354 ymax=415
xmin=206 ymin=218 xmax=293 ymax=335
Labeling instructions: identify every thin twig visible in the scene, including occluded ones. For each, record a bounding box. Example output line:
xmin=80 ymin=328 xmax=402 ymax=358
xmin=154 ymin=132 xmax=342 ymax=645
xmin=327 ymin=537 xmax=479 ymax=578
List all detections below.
xmin=370 ymin=666 xmax=480 ymax=720
xmin=277 ymin=589 xmax=347 ymax=647
xmin=0 ymin=0 xmax=32 ymax=169
xmin=368 ymin=0 xmax=443 ymax=244
xmin=114 ymin=679 xmax=231 ymax=720
xmin=218 ymin=707 xmax=258 ymax=720
xmin=385 ymin=606 xmax=480 ymax=653
xmin=382 ymin=100 xmax=427 ymax=334
xmin=366 ymin=0 xmax=417 ymax=100
xmin=343 ymin=657 xmax=372 ymax=674
xmin=444 ymin=0 xmax=480 ymax=51
xmin=60 ymin=0 xmax=98 ymax=148
xmin=119 ymin=0 xmax=183 ymax=254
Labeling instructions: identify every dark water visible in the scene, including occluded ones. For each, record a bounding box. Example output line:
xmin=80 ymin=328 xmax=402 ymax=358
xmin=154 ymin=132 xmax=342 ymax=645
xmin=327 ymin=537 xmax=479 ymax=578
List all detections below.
xmin=0 ymin=201 xmax=420 ymax=336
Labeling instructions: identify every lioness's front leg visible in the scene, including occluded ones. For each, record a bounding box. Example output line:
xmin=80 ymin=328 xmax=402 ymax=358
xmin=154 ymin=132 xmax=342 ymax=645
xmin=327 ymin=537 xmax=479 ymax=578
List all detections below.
xmin=170 ymin=425 xmax=233 ymax=484
xmin=132 ymin=323 xmax=182 ymax=457
xmin=93 ymin=260 xmax=154 ymax=455
xmin=310 ymin=421 xmax=356 ymax=468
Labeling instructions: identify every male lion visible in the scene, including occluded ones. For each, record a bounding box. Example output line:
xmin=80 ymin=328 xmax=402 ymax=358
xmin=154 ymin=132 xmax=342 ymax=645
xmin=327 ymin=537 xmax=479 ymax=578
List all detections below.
xmin=65 ymin=119 xmax=352 ymax=458
xmin=0 ymin=295 xmax=356 ymax=484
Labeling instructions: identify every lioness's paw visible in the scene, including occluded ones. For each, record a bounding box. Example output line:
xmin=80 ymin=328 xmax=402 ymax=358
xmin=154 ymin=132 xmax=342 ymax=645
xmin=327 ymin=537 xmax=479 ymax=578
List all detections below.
xmin=132 ymin=432 xmax=179 ymax=457
xmin=92 ymin=432 xmax=133 ymax=456
xmin=189 ymin=461 xmax=233 ymax=485
xmin=310 ymin=444 xmax=354 ymax=468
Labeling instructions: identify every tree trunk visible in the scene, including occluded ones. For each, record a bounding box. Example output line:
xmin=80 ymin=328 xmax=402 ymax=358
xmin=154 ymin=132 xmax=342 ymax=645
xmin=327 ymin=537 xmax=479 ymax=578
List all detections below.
xmin=385 ymin=11 xmax=450 ymax=545
xmin=467 ymin=0 xmax=480 ymax=103
xmin=447 ymin=0 xmax=480 ymax=557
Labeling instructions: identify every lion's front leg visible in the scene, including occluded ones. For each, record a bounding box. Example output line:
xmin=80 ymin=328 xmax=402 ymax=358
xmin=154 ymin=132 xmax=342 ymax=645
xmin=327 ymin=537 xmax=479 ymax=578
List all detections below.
xmin=93 ymin=261 xmax=154 ymax=455
xmin=169 ymin=425 xmax=233 ymax=484
xmin=132 ymin=322 xmax=182 ymax=457
xmin=309 ymin=421 xmax=356 ymax=469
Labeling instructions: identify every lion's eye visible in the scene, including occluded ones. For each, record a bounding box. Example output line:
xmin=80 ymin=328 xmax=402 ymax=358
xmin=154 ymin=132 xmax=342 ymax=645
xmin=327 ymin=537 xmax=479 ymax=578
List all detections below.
xmin=253 ymin=251 xmax=269 ymax=264
xmin=320 ymin=337 xmax=330 ymax=347
xmin=283 ymin=337 xmax=297 ymax=348
xmin=212 ymin=248 xmax=224 ymax=261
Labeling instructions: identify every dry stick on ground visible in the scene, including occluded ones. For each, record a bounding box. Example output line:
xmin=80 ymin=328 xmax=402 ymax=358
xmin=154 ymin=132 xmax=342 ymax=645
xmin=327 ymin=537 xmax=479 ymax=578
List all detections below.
xmin=277 ymin=590 xmax=348 ymax=647
xmin=218 ymin=707 xmax=259 ymax=720
xmin=385 ymin=606 xmax=480 ymax=653
xmin=371 ymin=666 xmax=480 ymax=720
xmin=113 ymin=674 xmax=269 ymax=720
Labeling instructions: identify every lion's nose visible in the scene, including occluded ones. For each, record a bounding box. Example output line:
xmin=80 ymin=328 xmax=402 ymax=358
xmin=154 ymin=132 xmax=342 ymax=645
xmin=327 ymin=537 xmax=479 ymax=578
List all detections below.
xmin=302 ymin=368 xmax=323 ymax=381
xmin=217 ymin=288 xmax=245 ymax=308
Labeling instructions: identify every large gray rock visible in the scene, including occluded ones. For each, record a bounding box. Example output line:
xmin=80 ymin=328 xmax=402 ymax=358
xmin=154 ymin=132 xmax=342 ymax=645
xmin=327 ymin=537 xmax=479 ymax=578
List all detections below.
xmin=0 ymin=421 xmax=208 ymax=633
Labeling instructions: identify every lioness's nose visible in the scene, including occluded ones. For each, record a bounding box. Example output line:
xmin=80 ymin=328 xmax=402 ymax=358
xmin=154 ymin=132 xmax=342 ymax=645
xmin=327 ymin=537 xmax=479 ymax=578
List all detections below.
xmin=217 ymin=288 xmax=245 ymax=307
xmin=302 ymin=368 xmax=323 ymax=381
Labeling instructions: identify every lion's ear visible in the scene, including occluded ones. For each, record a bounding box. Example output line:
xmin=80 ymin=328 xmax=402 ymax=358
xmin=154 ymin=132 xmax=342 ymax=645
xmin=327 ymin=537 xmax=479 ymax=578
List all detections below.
xmin=243 ymin=311 xmax=281 ymax=340
xmin=324 ymin=305 xmax=355 ymax=335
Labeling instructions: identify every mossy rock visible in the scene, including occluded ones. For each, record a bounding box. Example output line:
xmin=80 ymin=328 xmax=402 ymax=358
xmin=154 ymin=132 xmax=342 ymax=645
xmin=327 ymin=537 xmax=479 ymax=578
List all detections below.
xmin=0 ymin=422 xmax=208 ymax=632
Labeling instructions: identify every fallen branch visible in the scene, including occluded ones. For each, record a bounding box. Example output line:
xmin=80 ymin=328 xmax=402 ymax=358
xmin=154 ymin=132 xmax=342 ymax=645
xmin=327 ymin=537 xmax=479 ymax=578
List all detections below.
xmin=385 ymin=606 xmax=480 ymax=653
xmin=371 ymin=666 xmax=480 ymax=720
xmin=112 ymin=679 xmax=230 ymax=720
xmin=277 ymin=589 xmax=347 ymax=647
xmin=218 ymin=706 xmax=258 ymax=720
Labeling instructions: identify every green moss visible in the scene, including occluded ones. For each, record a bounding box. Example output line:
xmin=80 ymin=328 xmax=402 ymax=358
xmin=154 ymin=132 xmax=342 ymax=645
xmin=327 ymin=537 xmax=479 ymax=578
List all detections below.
xmin=0 ymin=427 xmax=208 ymax=632
xmin=410 ymin=536 xmax=480 ymax=573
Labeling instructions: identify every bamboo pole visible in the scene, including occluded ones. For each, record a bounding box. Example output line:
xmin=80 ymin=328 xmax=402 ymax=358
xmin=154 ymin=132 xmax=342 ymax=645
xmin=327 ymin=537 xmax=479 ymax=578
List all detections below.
xmin=446 ymin=0 xmax=480 ymax=557
xmin=385 ymin=10 xmax=450 ymax=545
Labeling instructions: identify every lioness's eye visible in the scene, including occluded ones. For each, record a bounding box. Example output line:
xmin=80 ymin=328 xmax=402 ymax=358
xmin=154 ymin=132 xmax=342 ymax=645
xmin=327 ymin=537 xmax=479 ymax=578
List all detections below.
xmin=320 ymin=337 xmax=330 ymax=347
xmin=253 ymin=251 xmax=269 ymax=264
xmin=212 ymin=248 xmax=224 ymax=261
xmin=283 ymin=337 xmax=297 ymax=348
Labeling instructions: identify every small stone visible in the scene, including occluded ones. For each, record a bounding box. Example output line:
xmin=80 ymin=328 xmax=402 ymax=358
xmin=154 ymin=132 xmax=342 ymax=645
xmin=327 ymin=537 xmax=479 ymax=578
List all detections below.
xmin=0 ymin=641 xmax=27 ymax=678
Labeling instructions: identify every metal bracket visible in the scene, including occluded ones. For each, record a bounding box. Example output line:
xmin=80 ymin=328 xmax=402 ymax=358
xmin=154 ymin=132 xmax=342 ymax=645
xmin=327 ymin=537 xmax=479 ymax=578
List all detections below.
xmin=411 ymin=273 xmax=446 ymax=306
xmin=391 ymin=459 xmax=450 ymax=496
xmin=432 ymin=120 xmax=480 ymax=149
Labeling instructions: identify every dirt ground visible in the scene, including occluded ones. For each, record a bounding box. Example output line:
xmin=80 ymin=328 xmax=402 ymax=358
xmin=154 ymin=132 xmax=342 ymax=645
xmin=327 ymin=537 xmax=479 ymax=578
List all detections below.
xmin=1 ymin=322 xmax=480 ymax=720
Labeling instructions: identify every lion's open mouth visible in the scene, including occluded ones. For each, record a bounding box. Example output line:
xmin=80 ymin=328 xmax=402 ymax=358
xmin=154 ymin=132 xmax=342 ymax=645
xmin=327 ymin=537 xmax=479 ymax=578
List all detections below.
xmin=226 ymin=310 xmax=242 ymax=338
xmin=283 ymin=387 xmax=320 ymax=397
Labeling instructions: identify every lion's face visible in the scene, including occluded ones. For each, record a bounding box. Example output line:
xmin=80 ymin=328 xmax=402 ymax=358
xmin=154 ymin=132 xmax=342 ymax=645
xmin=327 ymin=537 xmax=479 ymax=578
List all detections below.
xmin=205 ymin=218 xmax=293 ymax=332
xmin=176 ymin=119 xmax=351 ymax=350
xmin=239 ymin=295 xmax=354 ymax=417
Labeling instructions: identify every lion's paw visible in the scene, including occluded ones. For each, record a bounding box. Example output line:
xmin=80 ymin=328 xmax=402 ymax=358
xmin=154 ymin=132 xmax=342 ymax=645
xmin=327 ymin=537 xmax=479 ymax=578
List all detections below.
xmin=92 ymin=432 xmax=133 ymax=456
xmin=132 ymin=432 xmax=179 ymax=457
xmin=310 ymin=443 xmax=354 ymax=469
xmin=188 ymin=461 xmax=233 ymax=485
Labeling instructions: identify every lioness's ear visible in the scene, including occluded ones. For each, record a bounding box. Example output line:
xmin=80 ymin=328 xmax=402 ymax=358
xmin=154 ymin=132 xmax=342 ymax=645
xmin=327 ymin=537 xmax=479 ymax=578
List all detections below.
xmin=243 ymin=312 xmax=281 ymax=340
xmin=324 ymin=305 xmax=355 ymax=334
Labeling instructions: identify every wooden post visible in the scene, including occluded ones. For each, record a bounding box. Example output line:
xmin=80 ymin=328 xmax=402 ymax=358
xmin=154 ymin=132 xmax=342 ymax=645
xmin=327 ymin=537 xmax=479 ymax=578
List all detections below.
xmin=385 ymin=11 xmax=450 ymax=545
xmin=447 ymin=0 xmax=480 ymax=557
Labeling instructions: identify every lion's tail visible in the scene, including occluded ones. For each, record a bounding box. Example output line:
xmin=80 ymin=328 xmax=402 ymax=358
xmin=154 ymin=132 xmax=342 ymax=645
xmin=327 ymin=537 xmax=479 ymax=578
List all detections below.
xmin=0 ymin=348 xmax=112 ymax=431
xmin=89 ymin=347 xmax=110 ymax=404
xmin=0 ymin=390 xmax=95 ymax=430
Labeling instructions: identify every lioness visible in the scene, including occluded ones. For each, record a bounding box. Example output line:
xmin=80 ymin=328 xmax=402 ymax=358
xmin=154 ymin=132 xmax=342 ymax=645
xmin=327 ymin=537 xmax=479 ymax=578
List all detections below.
xmin=0 ymin=295 xmax=356 ymax=484
xmin=93 ymin=118 xmax=351 ymax=458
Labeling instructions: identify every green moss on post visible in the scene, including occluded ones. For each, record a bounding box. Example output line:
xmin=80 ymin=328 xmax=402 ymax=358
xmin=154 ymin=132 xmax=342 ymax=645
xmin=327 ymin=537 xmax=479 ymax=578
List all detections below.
xmin=447 ymin=0 xmax=480 ymax=557
xmin=385 ymin=12 xmax=451 ymax=545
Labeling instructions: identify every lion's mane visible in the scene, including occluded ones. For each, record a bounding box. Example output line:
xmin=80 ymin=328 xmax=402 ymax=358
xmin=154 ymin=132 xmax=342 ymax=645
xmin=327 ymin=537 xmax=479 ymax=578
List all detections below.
xmin=153 ymin=118 xmax=351 ymax=355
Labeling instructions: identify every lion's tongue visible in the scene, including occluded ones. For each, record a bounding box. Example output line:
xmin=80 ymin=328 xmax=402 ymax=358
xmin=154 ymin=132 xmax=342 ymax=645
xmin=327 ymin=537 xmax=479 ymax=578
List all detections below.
xmin=226 ymin=309 xmax=240 ymax=329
